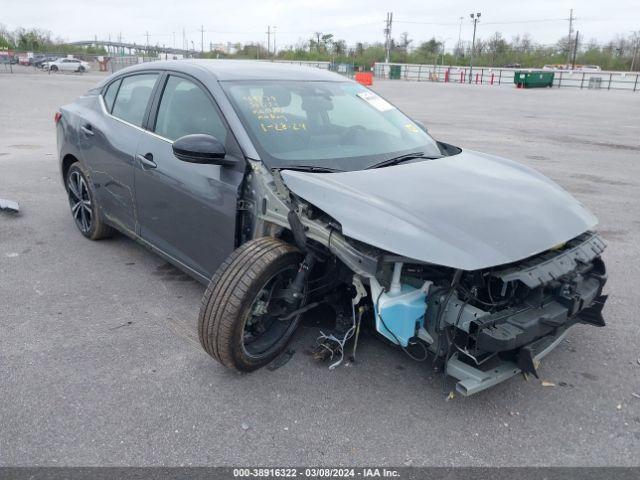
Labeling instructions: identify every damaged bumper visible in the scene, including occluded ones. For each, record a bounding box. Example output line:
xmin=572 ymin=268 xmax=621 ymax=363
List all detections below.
xmin=445 ymin=233 xmax=608 ymax=396
xmin=450 ymin=292 xmax=608 ymax=397
xmin=448 ymin=327 xmax=570 ymax=396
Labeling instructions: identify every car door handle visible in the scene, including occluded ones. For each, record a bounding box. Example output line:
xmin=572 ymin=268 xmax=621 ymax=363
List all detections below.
xmin=137 ymin=153 xmax=157 ymax=169
xmin=81 ymin=124 xmax=94 ymax=136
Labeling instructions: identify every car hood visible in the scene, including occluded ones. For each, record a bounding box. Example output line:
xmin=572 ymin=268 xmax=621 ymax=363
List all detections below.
xmin=281 ymin=149 xmax=598 ymax=270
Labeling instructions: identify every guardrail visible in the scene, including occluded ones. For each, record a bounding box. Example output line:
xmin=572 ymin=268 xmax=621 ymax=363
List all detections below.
xmin=373 ymin=63 xmax=640 ymax=92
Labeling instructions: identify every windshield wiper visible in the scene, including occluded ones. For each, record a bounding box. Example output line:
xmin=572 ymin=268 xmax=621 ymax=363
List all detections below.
xmin=282 ymin=165 xmax=342 ymax=173
xmin=366 ymin=152 xmax=442 ymax=169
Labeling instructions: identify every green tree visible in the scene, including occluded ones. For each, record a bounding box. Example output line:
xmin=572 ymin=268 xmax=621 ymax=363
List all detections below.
xmin=332 ymin=39 xmax=347 ymax=56
xmin=413 ymin=38 xmax=442 ymax=64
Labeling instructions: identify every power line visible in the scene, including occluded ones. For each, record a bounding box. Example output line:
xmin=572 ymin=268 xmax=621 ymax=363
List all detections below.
xmin=395 ymin=16 xmax=639 ymax=26
xmin=396 ymin=18 xmax=566 ymax=26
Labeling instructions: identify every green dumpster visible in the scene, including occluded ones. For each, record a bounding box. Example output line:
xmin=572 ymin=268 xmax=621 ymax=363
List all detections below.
xmin=514 ymin=70 xmax=554 ymax=88
xmin=389 ymin=65 xmax=401 ymax=80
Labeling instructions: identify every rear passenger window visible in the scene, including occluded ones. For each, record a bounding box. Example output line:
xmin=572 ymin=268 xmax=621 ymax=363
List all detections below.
xmin=111 ymin=73 xmax=158 ymax=127
xmin=154 ymin=75 xmax=227 ymax=143
xmin=102 ymin=79 xmax=121 ymax=112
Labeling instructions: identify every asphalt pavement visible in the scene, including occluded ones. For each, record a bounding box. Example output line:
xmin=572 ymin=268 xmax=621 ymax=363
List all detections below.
xmin=1 ymin=69 xmax=639 ymax=466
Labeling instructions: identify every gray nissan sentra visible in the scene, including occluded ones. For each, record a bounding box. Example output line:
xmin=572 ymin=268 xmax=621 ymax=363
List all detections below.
xmin=56 ymin=60 xmax=607 ymax=395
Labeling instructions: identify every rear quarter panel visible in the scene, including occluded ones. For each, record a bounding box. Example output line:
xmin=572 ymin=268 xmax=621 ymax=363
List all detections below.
xmin=57 ymin=99 xmax=89 ymax=183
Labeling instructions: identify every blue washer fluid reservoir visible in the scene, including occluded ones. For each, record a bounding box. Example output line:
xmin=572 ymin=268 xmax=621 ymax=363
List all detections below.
xmin=373 ymin=282 xmax=431 ymax=347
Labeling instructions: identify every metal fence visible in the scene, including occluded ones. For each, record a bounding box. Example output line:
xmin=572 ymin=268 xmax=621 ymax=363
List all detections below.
xmin=272 ymin=60 xmax=331 ymax=69
xmin=110 ymin=56 xmax=160 ymax=73
xmin=108 ymin=57 xmax=333 ymax=74
xmin=373 ymin=63 xmax=640 ymax=92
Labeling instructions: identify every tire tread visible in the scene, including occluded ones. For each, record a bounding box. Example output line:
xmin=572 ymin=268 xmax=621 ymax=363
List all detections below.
xmin=198 ymin=237 xmax=300 ymax=371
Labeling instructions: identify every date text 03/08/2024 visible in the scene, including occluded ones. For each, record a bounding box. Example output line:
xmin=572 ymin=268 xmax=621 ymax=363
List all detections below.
xmin=232 ymin=468 xmax=401 ymax=478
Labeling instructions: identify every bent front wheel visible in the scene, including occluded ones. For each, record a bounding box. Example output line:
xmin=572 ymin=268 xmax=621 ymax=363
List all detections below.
xmin=198 ymin=237 xmax=305 ymax=371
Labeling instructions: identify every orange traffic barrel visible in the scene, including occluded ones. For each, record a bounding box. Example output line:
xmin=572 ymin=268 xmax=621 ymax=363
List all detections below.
xmin=355 ymin=72 xmax=373 ymax=86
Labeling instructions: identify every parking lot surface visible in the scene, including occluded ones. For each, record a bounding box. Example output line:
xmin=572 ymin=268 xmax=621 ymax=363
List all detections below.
xmin=1 ymin=70 xmax=639 ymax=466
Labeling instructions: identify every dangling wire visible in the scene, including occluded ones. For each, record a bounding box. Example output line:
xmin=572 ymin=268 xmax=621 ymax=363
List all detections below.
xmin=316 ymin=302 xmax=357 ymax=370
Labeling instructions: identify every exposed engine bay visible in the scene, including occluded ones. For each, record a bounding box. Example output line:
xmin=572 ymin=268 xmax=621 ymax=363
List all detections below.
xmin=238 ymin=160 xmax=608 ymax=396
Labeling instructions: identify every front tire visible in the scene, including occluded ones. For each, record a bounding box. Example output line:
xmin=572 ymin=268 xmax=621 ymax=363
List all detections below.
xmin=65 ymin=162 xmax=114 ymax=240
xmin=198 ymin=237 xmax=305 ymax=372
xmin=50 ymin=65 xmax=58 ymax=72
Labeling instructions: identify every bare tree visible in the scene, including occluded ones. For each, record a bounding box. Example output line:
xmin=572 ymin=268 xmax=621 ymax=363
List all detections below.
xmin=487 ymin=32 xmax=507 ymax=66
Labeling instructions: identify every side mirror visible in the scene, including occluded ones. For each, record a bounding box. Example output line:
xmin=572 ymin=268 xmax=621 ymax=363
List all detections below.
xmin=414 ymin=121 xmax=428 ymax=133
xmin=172 ymin=134 xmax=234 ymax=167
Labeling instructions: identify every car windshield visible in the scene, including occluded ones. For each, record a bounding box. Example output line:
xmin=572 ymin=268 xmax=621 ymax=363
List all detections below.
xmin=222 ymin=80 xmax=445 ymax=171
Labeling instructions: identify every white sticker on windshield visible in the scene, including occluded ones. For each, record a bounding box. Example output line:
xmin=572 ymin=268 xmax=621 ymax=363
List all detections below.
xmin=356 ymin=91 xmax=395 ymax=112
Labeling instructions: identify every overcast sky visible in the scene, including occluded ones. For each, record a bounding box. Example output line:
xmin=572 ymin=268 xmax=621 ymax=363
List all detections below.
xmin=3 ymin=0 xmax=639 ymax=50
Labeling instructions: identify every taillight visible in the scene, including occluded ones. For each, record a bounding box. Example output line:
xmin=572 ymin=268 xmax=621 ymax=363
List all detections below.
xmin=54 ymin=112 xmax=62 ymax=124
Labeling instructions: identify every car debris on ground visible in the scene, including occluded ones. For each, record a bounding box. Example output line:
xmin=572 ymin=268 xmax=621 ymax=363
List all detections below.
xmin=0 ymin=198 xmax=19 ymax=214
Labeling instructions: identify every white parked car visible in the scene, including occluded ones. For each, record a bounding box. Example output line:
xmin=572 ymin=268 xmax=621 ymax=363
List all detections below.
xmin=577 ymin=65 xmax=601 ymax=72
xmin=45 ymin=58 xmax=91 ymax=72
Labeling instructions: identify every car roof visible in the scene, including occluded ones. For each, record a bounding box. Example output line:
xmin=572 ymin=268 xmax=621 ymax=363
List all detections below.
xmin=114 ymin=59 xmax=347 ymax=82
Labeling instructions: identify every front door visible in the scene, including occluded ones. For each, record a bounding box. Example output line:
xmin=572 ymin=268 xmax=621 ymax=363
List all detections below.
xmin=134 ymin=73 xmax=244 ymax=279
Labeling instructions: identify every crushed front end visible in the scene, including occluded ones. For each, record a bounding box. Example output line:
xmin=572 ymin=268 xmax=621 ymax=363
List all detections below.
xmin=370 ymin=232 xmax=607 ymax=395
xmin=243 ymin=161 xmax=608 ymax=396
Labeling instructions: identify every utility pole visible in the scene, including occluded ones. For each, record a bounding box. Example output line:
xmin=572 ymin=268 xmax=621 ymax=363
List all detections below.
xmin=273 ymin=26 xmax=277 ymax=56
xmin=571 ymin=30 xmax=579 ymax=69
xmin=631 ymin=31 xmax=640 ymax=72
xmin=457 ymin=16 xmax=463 ymax=57
xmin=173 ymin=32 xmax=176 ymax=50
xmin=200 ymin=25 xmax=204 ymax=53
xmin=266 ymin=26 xmax=271 ymax=56
xmin=384 ymin=12 xmax=393 ymax=63
xmin=567 ymin=9 xmax=575 ymax=64
xmin=469 ymin=12 xmax=480 ymax=83
xmin=182 ymin=28 xmax=186 ymax=51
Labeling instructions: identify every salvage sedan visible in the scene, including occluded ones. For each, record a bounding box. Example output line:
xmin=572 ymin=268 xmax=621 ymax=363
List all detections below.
xmin=56 ymin=60 xmax=607 ymax=395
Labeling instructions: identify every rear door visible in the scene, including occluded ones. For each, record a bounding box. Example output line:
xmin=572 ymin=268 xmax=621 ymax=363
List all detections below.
xmin=134 ymin=72 xmax=244 ymax=279
xmin=79 ymin=72 xmax=159 ymax=233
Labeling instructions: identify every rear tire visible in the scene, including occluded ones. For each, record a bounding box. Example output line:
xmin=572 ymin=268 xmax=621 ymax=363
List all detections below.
xmin=65 ymin=162 xmax=114 ymax=240
xmin=198 ymin=237 xmax=304 ymax=372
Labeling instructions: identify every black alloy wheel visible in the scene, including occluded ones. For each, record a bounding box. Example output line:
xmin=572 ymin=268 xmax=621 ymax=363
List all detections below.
xmin=65 ymin=162 xmax=114 ymax=240
xmin=199 ymin=237 xmax=306 ymax=371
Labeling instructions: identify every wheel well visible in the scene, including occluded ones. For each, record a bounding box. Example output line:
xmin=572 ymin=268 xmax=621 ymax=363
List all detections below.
xmin=61 ymin=154 xmax=78 ymax=186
